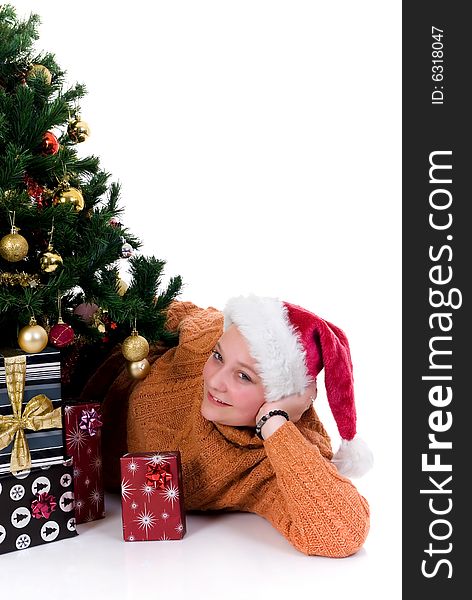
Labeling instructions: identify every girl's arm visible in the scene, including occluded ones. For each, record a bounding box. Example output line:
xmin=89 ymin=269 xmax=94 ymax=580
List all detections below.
xmin=252 ymin=387 xmax=370 ymax=557
xmin=257 ymin=420 xmax=370 ymax=557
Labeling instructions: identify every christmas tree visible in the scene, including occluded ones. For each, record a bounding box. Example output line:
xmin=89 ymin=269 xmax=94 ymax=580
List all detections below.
xmin=0 ymin=5 xmax=182 ymax=396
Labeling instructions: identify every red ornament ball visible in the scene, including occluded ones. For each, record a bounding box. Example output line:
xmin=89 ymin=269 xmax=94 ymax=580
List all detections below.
xmin=49 ymin=321 xmax=74 ymax=348
xmin=41 ymin=131 xmax=60 ymax=155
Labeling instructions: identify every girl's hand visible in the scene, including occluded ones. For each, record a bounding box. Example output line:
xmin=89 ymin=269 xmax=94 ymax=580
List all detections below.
xmin=255 ymin=381 xmax=317 ymax=436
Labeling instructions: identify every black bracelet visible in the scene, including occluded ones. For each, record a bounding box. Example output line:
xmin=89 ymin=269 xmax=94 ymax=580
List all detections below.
xmin=255 ymin=409 xmax=290 ymax=440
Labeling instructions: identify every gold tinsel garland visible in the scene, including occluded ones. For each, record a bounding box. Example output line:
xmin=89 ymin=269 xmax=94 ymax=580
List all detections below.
xmin=0 ymin=271 xmax=41 ymax=287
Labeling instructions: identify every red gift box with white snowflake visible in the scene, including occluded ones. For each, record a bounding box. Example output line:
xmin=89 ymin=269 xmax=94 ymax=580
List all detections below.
xmin=120 ymin=452 xmax=186 ymax=541
xmin=63 ymin=402 xmax=105 ymax=524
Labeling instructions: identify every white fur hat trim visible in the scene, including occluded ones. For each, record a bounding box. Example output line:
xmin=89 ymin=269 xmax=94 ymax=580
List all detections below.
xmin=224 ymin=295 xmax=310 ymax=401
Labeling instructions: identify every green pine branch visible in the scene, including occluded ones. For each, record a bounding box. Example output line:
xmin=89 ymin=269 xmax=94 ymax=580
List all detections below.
xmin=0 ymin=5 xmax=183 ymax=371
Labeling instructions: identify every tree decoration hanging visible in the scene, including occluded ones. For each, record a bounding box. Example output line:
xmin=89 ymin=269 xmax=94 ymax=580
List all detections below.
xmin=39 ymin=248 xmax=63 ymax=272
xmin=116 ymin=273 xmax=128 ymax=296
xmin=121 ymin=242 xmax=133 ymax=258
xmin=41 ymin=131 xmax=60 ymax=155
xmin=18 ymin=315 xmax=48 ymax=353
xmin=73 ymin=302 xmax=99 ymax=324
xmin=0 ymin=211 xmax=29 ymax=262
xmin=67 ymin=114 xmax=91 ymax=143
xmin=49 ymin=294 xmax=74 ymax=348
xmin=126 ymin=358 xmax=151 ymax=379
xmin=109 ymin=216 xmax=121 ymax=228
xmin=52 ymin=182 xmax=84 ymax=212
xmin=39 ymin=218 xmax=63 ymax=273
xmin=27 ymin=63 xmax=52 ymax=85
xmin=122 ymin=321 xmax=150 ymax=379
xmin=122 ymin=327 xmax=150 ymax=362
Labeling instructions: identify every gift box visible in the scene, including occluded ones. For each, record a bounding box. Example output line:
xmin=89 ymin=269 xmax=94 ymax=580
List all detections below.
xmin=0 ymin=347 xmax=64 ymax=474
xmin=63 ymin=402 xmax=105 ymax=524
xmin=0 ymin=458 xmax=78 ymax=555
xmin=120 ymin=452 xmax=186 ymax=541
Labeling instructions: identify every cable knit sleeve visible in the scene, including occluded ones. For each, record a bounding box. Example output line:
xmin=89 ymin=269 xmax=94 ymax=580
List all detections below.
xmin=259 ymin=421 xmax=370 ymax=557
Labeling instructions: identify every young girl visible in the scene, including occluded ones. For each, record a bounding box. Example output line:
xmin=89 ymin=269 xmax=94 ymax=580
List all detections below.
xmin=86 ymin=295 xmax=372 ymax=557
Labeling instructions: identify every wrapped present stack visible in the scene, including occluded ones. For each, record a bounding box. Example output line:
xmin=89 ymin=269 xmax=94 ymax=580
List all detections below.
xmin=63 ymin=401 xmax=105 ymax=524
xmin=1 ymin=348 xmax=63 ymax=474
xmin=0 ymin=347 xmax=78 ymax=555
xmin=120 ymin=452 xmax=186 ymax=542
xmin=0 ymin=459 xmax=77 ymax=553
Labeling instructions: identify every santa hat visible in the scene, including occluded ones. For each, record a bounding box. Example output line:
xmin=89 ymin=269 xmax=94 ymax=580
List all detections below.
xmin=223 ymin=295 xmax=373 ymax=478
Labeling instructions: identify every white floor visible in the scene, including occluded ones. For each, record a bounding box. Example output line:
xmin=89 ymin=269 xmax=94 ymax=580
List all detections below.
xmin=1 ymin=474 xmax=401 ymax=600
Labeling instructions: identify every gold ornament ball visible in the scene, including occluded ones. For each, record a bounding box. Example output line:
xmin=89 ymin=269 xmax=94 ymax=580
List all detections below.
xmin=126 ymin=358 xmax=151 ymax=380
xmin=28 ymin=64 xmax=52 ymax=85
xmin=122 ymin=331 xmax=150 ymax=362
xmin=53 ymin=187 xmax=84 ymax=212
xmin=0 ymin=230 xmax=29 ymax=262
xmin=117 ymin=278 xmax=129 ymax=296
xmin=68 ymin=119 xmax=91 ymax=143
xmin=40 ymin=250 xmax=63 ymax=273
xmin=18 ymin=318 xmax=49 ymax=353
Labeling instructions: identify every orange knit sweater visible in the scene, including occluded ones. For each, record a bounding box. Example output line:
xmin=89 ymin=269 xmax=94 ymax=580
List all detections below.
xmin=127 ymin=301 xmax=370 ymax=557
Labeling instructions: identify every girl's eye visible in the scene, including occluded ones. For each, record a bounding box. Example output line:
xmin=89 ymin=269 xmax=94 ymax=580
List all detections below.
xmin=238 ymin=372 xmax=252 ymax=383
xmin=212 ymin=350 xmax=223 ymax=362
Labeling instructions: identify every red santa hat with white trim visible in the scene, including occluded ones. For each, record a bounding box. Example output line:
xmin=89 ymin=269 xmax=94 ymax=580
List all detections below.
xmin=224 ymin=295 xmax=373 ymax=478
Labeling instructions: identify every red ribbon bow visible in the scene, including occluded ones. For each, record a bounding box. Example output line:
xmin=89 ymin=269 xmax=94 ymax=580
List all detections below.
xmin=31 ymin=492 xmax=57 ymax=519
xmin=145 ymin=464 xmax=172 ymax=489
xmin=79 ymin=408 xmax=103 ymax=437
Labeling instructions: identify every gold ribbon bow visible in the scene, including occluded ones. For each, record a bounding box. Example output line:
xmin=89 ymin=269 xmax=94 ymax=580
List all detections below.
xmin=0 ymin=355 xmax=62 ymax=473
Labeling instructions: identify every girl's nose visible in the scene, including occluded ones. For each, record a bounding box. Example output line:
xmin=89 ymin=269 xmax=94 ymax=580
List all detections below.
xmin=207 ymin=367 xmax=228 ymax=393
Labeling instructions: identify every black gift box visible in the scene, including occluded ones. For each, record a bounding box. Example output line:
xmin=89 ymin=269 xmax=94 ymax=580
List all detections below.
xmin=0 ymin=347 xmax=64 ymax=474
xmin=0 ymin=459 xmax=78 ymax=555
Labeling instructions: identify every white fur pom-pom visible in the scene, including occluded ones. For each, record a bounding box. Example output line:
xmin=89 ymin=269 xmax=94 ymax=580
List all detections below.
xmin=332 ymin=436 xmax=374 ymax=478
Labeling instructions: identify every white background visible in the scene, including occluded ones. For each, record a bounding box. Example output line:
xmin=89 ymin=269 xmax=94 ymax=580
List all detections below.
xmin=3 ymin=1 xmax=401 ymax=598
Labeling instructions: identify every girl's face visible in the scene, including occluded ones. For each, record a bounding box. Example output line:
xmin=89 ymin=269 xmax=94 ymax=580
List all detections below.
xmin=201 ymin=324 xmax=266 ymax=427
